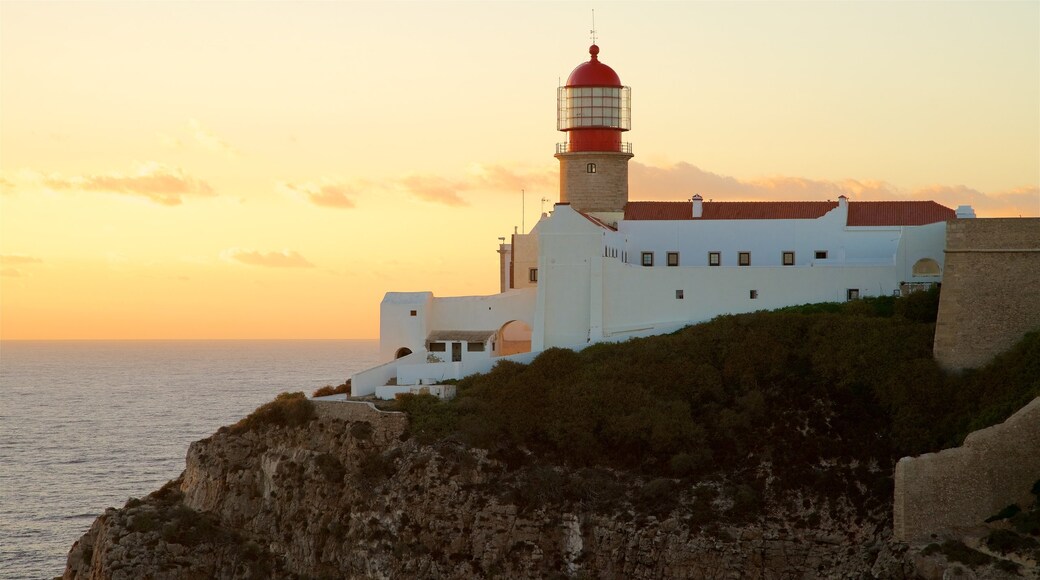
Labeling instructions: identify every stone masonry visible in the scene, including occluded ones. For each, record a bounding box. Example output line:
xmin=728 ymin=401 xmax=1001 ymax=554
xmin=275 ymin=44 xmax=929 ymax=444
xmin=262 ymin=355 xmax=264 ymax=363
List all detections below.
xmin=933 ymin=218 xmax=1040 ymax=370
xmin=893 ymin=396 xmax=1040 ymax=542
xmin=556 ymin=151 xmax=633 ymax=214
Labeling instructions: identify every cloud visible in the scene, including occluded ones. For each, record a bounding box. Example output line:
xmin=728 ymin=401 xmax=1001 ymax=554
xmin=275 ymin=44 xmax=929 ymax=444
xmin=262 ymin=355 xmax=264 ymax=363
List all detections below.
xmin=0 ymin=175 xmax=15 ymax=194
xmin=395 ymin=164 xmax=555 ymax=207
xmin=41 ymin=162 xmax=215 ymax=206
xmin=1 ymin=268 xmax=22 ymax=277
xmin=1 ymin=254 xmax=43 ymax=265
xmin=398 ymin=175 xmax=469 ymax=206
xmin=188 ymin=119 xmax=238 ymax=158
xmin=223 ymin=248 xmax=315 ymax=268
xmin=629 ymin=161 xmax=1039 ymax=217
xmin=278 ymin=181 xmax=357 ymax=208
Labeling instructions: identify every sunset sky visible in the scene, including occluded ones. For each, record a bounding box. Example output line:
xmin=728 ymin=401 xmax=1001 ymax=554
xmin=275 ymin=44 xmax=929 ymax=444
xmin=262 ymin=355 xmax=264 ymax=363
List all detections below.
xmin=1 ymin=1 xmax=1038 ymax=340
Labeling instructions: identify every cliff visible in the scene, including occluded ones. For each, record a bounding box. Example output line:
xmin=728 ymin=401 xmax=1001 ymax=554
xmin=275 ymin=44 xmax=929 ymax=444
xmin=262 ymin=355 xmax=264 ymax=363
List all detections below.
xmin=63 ymin=398 xmax=1035 ymax=579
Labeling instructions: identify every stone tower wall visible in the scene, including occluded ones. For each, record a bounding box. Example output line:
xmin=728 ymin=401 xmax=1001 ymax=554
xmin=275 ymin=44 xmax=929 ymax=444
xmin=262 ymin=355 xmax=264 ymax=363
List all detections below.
xmin=893 ymin=397 xmax=1040 ymax=542
xmin=933 ymin=218 xmax=1040 ymax=370
xmin=556 ymin=151 xmax=633 ymax=213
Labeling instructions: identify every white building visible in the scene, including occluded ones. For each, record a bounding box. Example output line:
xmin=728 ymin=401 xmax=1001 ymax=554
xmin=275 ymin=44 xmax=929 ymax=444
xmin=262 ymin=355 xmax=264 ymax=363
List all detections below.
xmin=352 ymin=44 xmax=972 ymax=399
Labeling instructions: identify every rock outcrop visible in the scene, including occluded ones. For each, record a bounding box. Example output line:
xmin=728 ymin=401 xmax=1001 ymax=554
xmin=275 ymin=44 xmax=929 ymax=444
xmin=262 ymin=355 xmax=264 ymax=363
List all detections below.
xmin=64 ymin=399 xmax=1032 ymax=579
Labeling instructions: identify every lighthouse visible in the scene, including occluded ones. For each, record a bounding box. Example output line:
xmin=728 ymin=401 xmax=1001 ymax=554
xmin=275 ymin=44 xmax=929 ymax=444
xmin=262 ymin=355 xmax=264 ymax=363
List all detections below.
xmin=555 ymin=44 xmax=633 ymax=221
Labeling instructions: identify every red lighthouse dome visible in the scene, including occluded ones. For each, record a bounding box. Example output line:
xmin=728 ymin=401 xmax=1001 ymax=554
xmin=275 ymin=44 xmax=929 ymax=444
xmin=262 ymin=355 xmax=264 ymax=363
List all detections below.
xmin=557 ymin=45 xmax=631 ymax=153
xmin=565 ymin=45 xmax=622 ymax=87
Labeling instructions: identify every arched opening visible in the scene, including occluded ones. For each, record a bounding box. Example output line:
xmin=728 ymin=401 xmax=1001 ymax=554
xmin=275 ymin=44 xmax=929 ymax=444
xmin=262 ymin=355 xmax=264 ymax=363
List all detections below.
xmin=394 ymin=347 xmax=412 ymax=359
xmin=496 ymin=320 xmax=532 ymax=356
xmin=912 ymin=258 xmax=941 ymax=277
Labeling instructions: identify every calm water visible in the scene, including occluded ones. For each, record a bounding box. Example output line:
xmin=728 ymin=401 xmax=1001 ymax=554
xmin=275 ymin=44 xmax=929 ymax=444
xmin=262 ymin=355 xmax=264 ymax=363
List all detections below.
xmin=0 ymin=340 xmax=379 ymax=580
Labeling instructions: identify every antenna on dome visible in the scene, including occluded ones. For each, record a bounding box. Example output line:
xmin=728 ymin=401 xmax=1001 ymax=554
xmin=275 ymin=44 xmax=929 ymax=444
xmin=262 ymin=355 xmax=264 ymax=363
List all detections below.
xmin=590 ymin=9 xmax=597 ymax=44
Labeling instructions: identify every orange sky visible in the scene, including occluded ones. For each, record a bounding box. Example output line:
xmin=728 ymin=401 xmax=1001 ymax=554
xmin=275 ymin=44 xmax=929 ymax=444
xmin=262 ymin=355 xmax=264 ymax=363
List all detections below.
xmin=1 ymin=2 xmax=1037 ymax=339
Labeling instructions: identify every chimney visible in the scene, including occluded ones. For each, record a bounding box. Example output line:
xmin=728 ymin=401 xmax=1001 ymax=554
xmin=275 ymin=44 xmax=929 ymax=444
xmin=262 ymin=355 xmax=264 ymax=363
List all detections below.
xmin=838 ymin=194 xmax=848 ymax=208
xmin=956 ymin=205 xmax=976 ymax=218
xmin=692 ymin=194 xmax=703 ymax=218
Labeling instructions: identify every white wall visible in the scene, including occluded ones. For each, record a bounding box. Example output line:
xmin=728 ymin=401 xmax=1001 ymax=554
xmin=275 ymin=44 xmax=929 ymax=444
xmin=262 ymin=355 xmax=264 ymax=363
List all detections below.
xmin=379 ymin=292 xmax=433 ymax=362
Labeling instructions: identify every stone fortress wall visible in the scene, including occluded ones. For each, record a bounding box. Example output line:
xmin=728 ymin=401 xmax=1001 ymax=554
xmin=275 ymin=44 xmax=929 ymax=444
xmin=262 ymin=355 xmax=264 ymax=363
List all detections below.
xmin=933 ymin=218 xmax=1040 ymax=370
xmin=894 ymin=217 xmax=1040 ymax=542
xmin=894 ymin=397 xmax=1040 ymax=542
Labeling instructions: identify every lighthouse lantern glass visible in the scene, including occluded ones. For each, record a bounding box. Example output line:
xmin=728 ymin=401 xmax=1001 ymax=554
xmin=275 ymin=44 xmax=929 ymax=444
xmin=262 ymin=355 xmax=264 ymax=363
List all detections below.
xmin=557 ymin=86 xmax=631 ymax=131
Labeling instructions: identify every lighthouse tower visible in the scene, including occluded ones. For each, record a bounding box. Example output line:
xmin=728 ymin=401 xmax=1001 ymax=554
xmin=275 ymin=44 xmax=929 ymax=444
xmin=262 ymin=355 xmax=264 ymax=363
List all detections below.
xmin=555 ymin=44 xmax=632 ymax=221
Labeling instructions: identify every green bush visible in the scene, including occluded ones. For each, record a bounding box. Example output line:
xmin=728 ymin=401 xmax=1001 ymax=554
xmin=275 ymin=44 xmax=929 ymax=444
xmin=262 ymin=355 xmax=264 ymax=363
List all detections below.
xmin=386 ymin=293 xmax=1037 ymax=510
xmin=228 ymin=392 xmax=314 ymax=434
xmin=313 ymin=380 xmax=351 ymax=397
xmin=985 ymin=504 xmax=1022 ymax=523
xmin=985 ymin=529 xmax=1038 ymax=554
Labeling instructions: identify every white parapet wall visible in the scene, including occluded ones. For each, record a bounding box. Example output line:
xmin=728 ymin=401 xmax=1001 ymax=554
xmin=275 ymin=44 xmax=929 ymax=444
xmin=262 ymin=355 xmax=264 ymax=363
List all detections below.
xmin=893 ymin=396 xmax=1040 ymax=542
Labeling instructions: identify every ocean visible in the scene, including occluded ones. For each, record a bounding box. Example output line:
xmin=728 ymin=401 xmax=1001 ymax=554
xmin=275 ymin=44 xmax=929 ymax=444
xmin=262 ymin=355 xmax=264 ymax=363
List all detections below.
xmin=0 ymin=339 xmax=380 ymax=580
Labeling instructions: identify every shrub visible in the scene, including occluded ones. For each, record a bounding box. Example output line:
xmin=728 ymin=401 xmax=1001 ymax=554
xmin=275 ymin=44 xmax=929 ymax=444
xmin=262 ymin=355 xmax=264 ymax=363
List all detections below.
xmin=228 ymin=392 xmax=314 ymax=434
xmin=985 ymin=504 xmax=1022 ymax=523
xmin=350 ymin=421 xmax=374 ymax=440
xmin=985 ymin=529 xmax=1038 ymax=554
xmin=312 ymin=381 xmax=351 ymax=397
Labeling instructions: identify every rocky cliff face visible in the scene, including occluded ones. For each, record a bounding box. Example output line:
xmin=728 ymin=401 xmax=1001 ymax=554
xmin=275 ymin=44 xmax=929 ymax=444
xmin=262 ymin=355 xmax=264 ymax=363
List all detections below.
xmin=63 ymin=400 xmax=1029 ymax=579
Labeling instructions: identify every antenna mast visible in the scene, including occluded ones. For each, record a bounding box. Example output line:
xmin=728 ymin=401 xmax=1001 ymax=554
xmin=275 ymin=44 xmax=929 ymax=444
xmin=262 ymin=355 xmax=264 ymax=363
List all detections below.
xmin=522 ymin=189 xmax=525 ymax=233
xmin=590 ymin=9 xmax=597 ymax=44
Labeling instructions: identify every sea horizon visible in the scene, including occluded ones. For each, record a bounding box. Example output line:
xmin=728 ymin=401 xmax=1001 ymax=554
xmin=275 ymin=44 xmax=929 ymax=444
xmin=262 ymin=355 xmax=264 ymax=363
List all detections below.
xmin=0 ymin=339 xmax=381 ymax=579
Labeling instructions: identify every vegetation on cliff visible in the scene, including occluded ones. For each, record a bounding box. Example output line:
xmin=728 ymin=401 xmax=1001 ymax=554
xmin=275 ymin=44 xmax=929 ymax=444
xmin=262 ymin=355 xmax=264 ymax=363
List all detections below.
xmin=393 ymin=287 xmax=1039 ymax=514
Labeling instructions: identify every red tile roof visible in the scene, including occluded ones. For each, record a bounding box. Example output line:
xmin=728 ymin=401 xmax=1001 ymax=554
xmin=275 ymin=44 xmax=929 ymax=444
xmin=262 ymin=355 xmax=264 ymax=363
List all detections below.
xmin=624 ymin=200 xmax=955 ymax=226
xmin=846 ymin=201 xmax=956 ymax=226
xmin=625 ymin=201 xmax=837 ymax=221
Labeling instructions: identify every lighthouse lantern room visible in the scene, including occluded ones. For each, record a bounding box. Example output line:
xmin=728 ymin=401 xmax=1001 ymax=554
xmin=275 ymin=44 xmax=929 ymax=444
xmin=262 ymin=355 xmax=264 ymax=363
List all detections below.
xmin=555 ymin=44 xmax=634 ymax=219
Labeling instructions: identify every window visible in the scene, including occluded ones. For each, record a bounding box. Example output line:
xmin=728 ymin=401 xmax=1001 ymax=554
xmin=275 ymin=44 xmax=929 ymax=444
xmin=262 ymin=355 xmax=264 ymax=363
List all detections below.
xmin=467 ymin=342 xmax=485 ymax=352
xmin=847 ymin=289 xmax=860 ymax=301
xmin=708 ymin=252 xmax=720 ymax=266
xmin=428 ymin=342 xmax=446 ymax=352
xmin=641 ymin=252 xmax=654 ymax=266
xmin=675 ymin=289 xmax=684 ymax=299
xmin=586 ymin=163 xmax=597 ymax=173
xmin=409 ymin=310 xmax=417 ymax=317
xmin=750 ymin=290 xmax=758 ymax=299
xmin=815 ymin=250 xmax=828 ymax=260
xmin=739 ymin=252 xmax=751 ymax=266
xmin=782 ymin=252 xmax=795 ymax=266
xmin=529 ymin=268 xmax=538 ymax=283
xmin=667 ymin=252 xmax=679 ymax=267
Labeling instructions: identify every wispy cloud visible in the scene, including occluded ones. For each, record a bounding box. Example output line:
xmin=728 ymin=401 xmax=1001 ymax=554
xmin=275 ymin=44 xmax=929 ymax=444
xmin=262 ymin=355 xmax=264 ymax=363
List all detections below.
xmin=188 ymin=119 xmax=238 ymax=158
xmin=0 ymin=175 xmax=15 ymax=194
xmin=398 ymin=175 xmax=469 ymax=206
xmin=223 ymin=248 xmax=315 ymax=268
xmin=40 ymin=162 xmax=215 ymax=206
xmin=630 ymin=161 xmax=1039 ymax=217
xmin=290 ymin=163 xmax=555 ymax=209
xmin=278 ymin=181 xmax=357 ymax=208
xmin=1 ymin=254 xmax=43 ymax=265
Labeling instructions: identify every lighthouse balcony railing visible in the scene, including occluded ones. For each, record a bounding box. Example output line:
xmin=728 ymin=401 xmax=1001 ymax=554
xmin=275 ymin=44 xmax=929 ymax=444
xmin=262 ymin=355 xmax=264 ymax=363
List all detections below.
xmin=556 ymin=142 xmax=633 ymax=154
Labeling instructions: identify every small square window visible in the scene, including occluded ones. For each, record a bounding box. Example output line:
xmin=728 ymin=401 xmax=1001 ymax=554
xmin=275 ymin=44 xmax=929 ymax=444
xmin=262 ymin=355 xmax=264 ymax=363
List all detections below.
xmin=815 ymin=250 xmax=828 ymax=260
xmin=409 ymin=310 xmax=417 ymax=317
xmin=750 ymin=290 xmax=758 ymax=299
xmin=708 ymin=252 xmax=720 ymax=266
xmin=782 ymin=251 xmax=795 ymax=266
xmin=739 ymin=252 xmax=751 ymax=266
xmin=586 ymin=163 xmax=597 ymax=173
xmin=641 ymin=252 xmax=654 ymax=267
xmin=675 ymin=289 xmax=684 ymax=299
xmin=529 ymin=268 xmax=538 ymax=283
xmin=847 ymin=289 xmax=860 ymax=301
xmin=667 ymin=252 xmax=679 ymax=267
